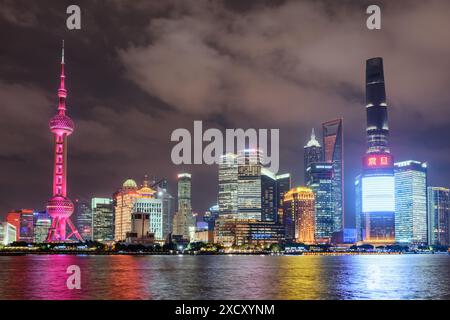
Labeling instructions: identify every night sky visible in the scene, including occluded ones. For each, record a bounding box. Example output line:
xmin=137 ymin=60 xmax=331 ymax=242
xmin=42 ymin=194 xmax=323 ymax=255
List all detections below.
xmin=1 ymin=0 xmax=449 ymax=227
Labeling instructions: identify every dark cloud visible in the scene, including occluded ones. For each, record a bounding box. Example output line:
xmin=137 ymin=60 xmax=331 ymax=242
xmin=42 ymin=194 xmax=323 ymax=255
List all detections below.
xmin=0 ymin=0 xmax=449 ymax=226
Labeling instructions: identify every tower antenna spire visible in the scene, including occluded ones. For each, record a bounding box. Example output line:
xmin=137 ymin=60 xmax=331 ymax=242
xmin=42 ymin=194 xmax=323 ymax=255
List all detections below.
xmin=61 ymin=40 xmax=65 ymax=64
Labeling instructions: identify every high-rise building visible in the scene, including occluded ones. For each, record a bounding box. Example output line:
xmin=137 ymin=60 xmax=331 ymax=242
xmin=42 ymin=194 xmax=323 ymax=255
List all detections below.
xmin=134 ymin=179 xmax=164 ymax=241
xmin=203 ymin=204 xmax=220 ymax=231
xmin=306 ymin=162 xmax=334 ymax=243
xmin=218 ymin=153 xmax=239 ymax=217
xmin=45 ymin=42 xmax=82 ymax=242
xmin=322 ymin=119 xmax=344 ymax=234
xmin=172 ymin=173 xmax=195 ymax=240
xmin=155 ymin=184 xmax=174 ymax=240
xmin=261 ymin=168 xmax=277 ymax=222
xmin=427 ymin=187 xmax=450 ymax=246
xmin=75 ymin=199 xmax=92 ymax=241
xmin=394 ymin=161 xmax=428 ymax=244
xmin=18 ymin=209 xmax=34 ymax=243
xmin=0 ymin=222 xmax=17 ymax=245
xmin=6 ymin=211 xmax=20 ymax=241
xmin=6 ymin=209 xmax=34 ymax=242
xmin=304 ymin=128 xmax=323 ymax=184
xmin=114 ymin=179 xmax=139 ymax=241
xmin=33 ymin=211 xmax=52 ymax=243
xmin=92 ymin=198 xmax=114 ymax=242
xmin=237 ymin=149 xmax=262 ymax=220
xmin=276 ymin=173 xmax=291 ymax=224
xmin=356 ymin=57 xmax=395 ymax=244
xmin=283 ymin=187 xmax=315 ymax=244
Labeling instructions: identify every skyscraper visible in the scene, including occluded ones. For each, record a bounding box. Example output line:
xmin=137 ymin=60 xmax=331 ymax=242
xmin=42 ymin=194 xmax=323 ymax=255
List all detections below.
xmin=92 ymin=198 xmax=114 ymax=242
xmin=46 ymin=42 xmax=82 ymax=242
xmin=427 ymin=187 xmax=450 ymax=246
xmin=218 ymin=153 xmax=238 ymax=217
xmin=261 ymin=168 xmax=277 ymax=222
xmin=6 ymin=211 xmax=20 ymax=241
xmin=155 ymin=183 xmax=174 ymax=240
xmin=6 ymin=209 xmax=34 ymax=242
xmin=237 ymin=149 xmax=262 ymax=220
xmin=304 ymin=128 xmax=323 ymax=184
xmin=322 ymin=119 xmax=344 ymax=234
xmin=276 ymin=173 xmax=291 ymax=224
xmin=283 ymin=186 xmax=315 ymax=244
xmin=394 ymin=161 xmax=428 ymax=244
xmin=0 ymin=222 xmax=17 ymax=245
xmin=306 ymin=162 xmax=334 ymax=243
xmin=172 ymin=173 xmax=195 ymax=240
xmin=114 ymin=179 xmax=139 ymax=241
xmin=356 ymin=57 xmax=395 ymax=244
xmin=75 ymin=199 xmax=92 ymax=241
xmin=33 ymin=211 xmax=52 ymax=243
xmin=134 ymin=178 xmax=164 ymax=240
xmin=20 ymin=210 xmax=34 ymax=243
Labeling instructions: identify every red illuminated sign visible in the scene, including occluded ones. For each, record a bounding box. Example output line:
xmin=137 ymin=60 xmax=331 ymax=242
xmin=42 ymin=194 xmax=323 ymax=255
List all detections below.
xmin=363 ymin=154 xmax=392 ymax=168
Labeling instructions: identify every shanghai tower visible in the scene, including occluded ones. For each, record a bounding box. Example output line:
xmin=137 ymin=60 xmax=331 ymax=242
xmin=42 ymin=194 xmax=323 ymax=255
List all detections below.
xmin=46 ymin=42 xmax=82 ymax=242
xmin=366 ymin=57 xmax=389 ymax=154
xmin=356 ymin=57 xmax=395 ymax=244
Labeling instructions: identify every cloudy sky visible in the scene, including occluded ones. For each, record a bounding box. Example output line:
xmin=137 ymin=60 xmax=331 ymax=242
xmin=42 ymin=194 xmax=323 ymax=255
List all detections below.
xmin=1 ymin=0 xmax=449 ymax=226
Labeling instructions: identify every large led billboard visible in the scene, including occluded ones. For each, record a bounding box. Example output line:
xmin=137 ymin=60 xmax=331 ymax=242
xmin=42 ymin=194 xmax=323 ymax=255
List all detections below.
xmin=362 ymin=175 xmax=395 ymax=212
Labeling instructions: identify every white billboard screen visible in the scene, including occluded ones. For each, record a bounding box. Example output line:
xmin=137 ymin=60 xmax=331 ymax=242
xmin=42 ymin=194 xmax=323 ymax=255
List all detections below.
xmin=362 ymin=175 xmax=395 ymax=213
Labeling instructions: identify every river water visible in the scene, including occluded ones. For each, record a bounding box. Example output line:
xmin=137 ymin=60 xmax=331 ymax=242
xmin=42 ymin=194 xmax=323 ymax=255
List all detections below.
xmin=0 ymin=254 xmax=449 ymax=300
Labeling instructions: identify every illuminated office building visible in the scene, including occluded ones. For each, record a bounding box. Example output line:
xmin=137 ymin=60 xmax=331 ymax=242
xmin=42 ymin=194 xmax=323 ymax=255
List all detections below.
xmin=306 ymin=162 xmax=334 ymax=243
xmin=218 ymin=153 xmax=238 ymax=217
xmin=304 ymin=128 xmax=323 ymax=184
xmin=283 ymin=187 xmax=315 ymax=244
xmin=7 ymin=209 xmax=34 ymax=243
xmin=237 ymin=149 xmax=263 ymax=220
xmin=394 ymin=161 xmax=428 ymax=244
xmin=356 ymin=57 xmax=395 ymax=244
xmin=276 ymin=173 xmax=291 ymax=224
xmin=173 ymin=173 xmax=195 ymax=240
xmin=0 ymin=222 xmax=16 ymax=245
xmin=133 ymin=180 xmax=163 ymax=241
xmin=322 ymin=119 xmax=344 ymax=233
xmin=33 ymin=211 xmax=52 ymax=243
xmin=75 ymin=199 xmax=92 ymax=241
xmin=427 ymin=187 xmax=450 ymax=246
xmin=6 ymin=211 xmax=21 ymax=241
xmin=204 ymin=204 xmax=220 ymax=231
xmin=92 ymin=197 xmax=114 ymax=242
xmin=214 ymin=218 xmax=284 ymax=247
xmin=114 ymin=179 xmax=139 ymax=241
xmin=155 ymin=183 xmax=174 ymax=240
xmin=261 ymin=168 xmax=277 ymax=222
xmin=6 ymin=209 xmax=34 ymax=243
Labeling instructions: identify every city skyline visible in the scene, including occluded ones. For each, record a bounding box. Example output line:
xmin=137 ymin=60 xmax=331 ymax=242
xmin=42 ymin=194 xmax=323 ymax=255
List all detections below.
xmin=1 ymin=1 xmax=450 ymax=230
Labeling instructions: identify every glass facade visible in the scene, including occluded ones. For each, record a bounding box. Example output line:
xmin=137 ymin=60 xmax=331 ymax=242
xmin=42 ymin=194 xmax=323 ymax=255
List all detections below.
xmin=218 ymin=153 xmax=238 ymax=217
xmin=306 ymin=163 xmax=334 ymax=243
xmin=237 ymin=150 xmax=262 ymax=220
xmin=427 ymin=187 xmax=450 ymax=246
xmin=92 ymin=197 xmax=114 ymax=242
xmin=322 ymin=119 xmax=344 ymax=233
xmin=304 ymin=128 xmax=323 ymax=185
xmin=76 ymin=199 xmax=93 ymax=241
xmin=33 ymin=211 xmax=51 ymax=243
xmin=394 ymin=161 xmax=428 ymax=244
xmin=261 ymin=168 xmax=277 ymax=222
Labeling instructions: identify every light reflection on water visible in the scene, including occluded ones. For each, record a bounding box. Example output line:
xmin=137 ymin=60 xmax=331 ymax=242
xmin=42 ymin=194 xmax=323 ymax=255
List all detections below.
xmin=0 ymin=254 xmax=449 ymax=300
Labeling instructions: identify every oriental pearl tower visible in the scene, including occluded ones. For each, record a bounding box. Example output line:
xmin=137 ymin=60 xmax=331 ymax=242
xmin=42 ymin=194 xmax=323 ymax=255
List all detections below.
xmin=46 ymin=41 xmax=82 ymax=242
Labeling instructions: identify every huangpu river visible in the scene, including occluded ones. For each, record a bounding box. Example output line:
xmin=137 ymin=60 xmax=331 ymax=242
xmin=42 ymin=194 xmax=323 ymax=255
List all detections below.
xmin=0 ymin=254 xmax=449 ymax=300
